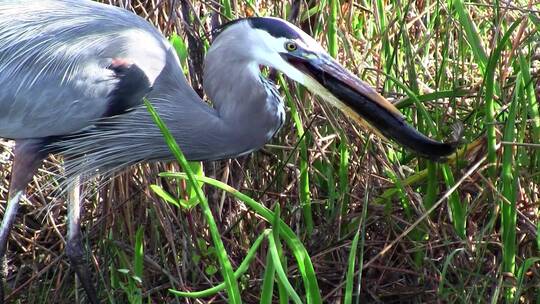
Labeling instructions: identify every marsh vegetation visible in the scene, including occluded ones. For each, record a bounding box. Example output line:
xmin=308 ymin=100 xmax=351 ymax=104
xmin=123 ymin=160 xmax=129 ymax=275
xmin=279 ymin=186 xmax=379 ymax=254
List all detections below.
xmin=0 ymin=0 xmax=539 ymax=302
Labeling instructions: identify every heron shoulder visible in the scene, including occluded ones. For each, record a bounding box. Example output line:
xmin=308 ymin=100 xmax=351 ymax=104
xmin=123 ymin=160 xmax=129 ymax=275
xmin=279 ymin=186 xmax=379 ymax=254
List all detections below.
xmin=0 ymin=0 xmax=180 ymax=138
xmin=0 ymin=0 xmax=174 ymax=85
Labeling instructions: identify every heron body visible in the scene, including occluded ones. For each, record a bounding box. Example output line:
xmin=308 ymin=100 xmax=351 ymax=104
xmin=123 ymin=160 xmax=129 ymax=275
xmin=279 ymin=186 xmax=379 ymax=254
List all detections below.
xmin=0 ymin=0 xmax=285 ymax=168
xmin=0 ymin=0 xmax=457 ymax=302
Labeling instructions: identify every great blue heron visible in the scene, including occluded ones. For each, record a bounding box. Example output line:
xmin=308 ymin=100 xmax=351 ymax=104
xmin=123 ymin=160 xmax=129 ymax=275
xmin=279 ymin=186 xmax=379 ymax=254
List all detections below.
xmin=0 ymin=0 xmax=458 ymax=302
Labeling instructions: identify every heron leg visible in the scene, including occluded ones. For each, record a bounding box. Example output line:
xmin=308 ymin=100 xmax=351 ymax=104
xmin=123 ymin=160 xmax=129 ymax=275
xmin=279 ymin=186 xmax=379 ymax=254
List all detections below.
xmin=0 ymin=140 xmax=46 ymax=303
xmin=66 ymin=177 xmax=100 ymax=304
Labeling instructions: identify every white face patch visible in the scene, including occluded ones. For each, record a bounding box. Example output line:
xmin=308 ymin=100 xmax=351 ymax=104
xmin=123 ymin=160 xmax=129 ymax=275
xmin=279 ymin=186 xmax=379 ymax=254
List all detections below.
xmin=250 ymin=29 xmax=307 ymax=85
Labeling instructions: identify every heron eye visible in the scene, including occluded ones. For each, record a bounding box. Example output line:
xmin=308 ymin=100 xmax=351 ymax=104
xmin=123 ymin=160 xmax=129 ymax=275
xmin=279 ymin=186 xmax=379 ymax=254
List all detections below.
xmin=285 ymin=41 xmax=297 ymax=52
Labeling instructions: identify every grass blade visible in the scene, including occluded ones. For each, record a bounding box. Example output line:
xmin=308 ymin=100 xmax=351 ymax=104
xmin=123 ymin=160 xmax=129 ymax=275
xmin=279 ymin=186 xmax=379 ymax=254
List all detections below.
xmin=150 ymin=185 xmax=181 ymax=208
xmin=483 ymin=19 xmax=521 ymax=177
xmin=161 ymin=172 xmax=322 ymax=304
xmin=441 ymin=164 xmax=465 ymax=238
xmin=500 ymin=72 xmax=522 ymax=277
xmin=268 ymin=233 xmax=303 ymax=304
xmin=279 ymin=76 xmax=313 ymax=235
xmin=133 ymin=226 xmax=144 ymax=280
xmin=260 ymin=240 xmax=276 ymax=304
xmin=338 ymin=139 xmax=350 ymax=214
xmin=344 ymin=227 xmax=360 ymax=304
xmin=272 ymin=204 xmax=289 ymax=304
xmin=221 ymin=0 xmax=233 ymax=20
xmin=144 ymin=100 xmax=242 ymax=303
xmin=450 ymin=0 xmax=488 ymax=71
xmin=518 ymin=54 xmax=540 ymax=174
xmin=170 ymin=231 xmax=268 ymax=298
xmin=327 ymin=0 xmax=338 ymax=58
xmin=514 ymin=258 xmax=540 ymax=304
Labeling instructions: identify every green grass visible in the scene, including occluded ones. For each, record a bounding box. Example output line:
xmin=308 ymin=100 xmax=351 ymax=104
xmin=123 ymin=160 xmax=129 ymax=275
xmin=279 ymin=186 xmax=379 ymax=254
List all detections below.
xmin=2 ymin=0 xmax=539 ymax=303
xmin=145 ymin=99 xmax=242 ymax=303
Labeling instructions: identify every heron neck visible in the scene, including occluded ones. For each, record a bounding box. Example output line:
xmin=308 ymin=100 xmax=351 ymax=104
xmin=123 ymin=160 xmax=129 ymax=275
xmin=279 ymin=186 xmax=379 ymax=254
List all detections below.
xmin=204 ymin=61 xmax=264 ymax=119
xmin=200 ymin=57 xmax=284 ymax=158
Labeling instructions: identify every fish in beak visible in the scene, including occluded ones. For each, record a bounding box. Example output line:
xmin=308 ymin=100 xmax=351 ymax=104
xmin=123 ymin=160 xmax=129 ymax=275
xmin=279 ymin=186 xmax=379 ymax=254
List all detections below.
xmin=281 ymin=51 xmax=459 ymax=161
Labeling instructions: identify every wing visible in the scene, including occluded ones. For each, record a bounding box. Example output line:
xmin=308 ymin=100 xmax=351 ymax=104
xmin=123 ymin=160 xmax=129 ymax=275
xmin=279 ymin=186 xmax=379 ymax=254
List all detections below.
xmin=0 ymin=0 xmax=171 ymax=139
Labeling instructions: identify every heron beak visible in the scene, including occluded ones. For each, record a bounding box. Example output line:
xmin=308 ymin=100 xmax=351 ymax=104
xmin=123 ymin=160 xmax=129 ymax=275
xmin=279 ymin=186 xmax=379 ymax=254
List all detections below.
xmin=282 ymin=52 xmax=458 ymax=161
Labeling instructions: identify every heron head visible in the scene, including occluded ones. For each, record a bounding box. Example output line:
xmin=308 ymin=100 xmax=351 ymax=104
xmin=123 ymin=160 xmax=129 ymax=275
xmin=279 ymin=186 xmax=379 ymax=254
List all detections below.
xmin=213 ymin=17 xmax=459 ymax=160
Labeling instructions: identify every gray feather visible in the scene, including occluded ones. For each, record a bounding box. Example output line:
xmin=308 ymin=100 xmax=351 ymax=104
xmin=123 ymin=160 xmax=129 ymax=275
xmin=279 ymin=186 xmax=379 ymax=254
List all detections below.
xmin=0 ymin=0 xmax=285 ymax=180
